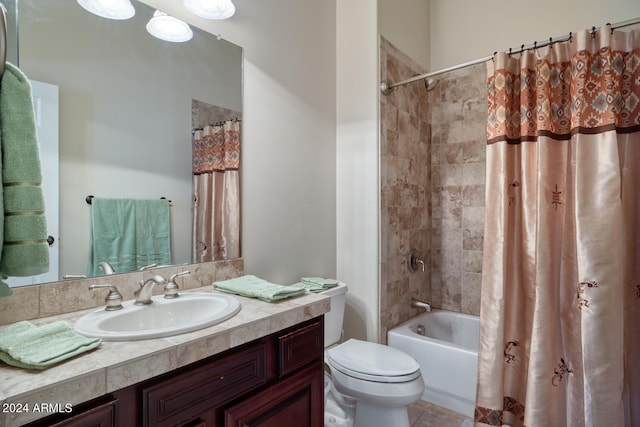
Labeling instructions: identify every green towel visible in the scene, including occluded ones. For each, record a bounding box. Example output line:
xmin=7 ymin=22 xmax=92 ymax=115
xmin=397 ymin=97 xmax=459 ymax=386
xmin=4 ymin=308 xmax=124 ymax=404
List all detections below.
xmin=0 ymin=62 xmax=50 ymax=285
xmin=0 ymin=321 xmax=102 ymax=370
xmin=88 ymin=198 xmax=172 ymax=276
xmin=300 ymin=277 xmax=339 ymax=292
xmin=213 ymin=275 xmax=307 ymax=302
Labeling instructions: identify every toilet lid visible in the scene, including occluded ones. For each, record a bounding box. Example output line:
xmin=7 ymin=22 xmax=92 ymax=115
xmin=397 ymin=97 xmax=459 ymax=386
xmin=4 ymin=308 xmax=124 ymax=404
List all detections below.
xmin=327 ymin=339 xmax=421 ymax=383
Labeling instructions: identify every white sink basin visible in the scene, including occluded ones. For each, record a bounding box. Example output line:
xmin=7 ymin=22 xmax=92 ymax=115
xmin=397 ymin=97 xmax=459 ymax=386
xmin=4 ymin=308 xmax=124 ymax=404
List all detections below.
xmin=74 ymin=292 xmax=241 ymax=341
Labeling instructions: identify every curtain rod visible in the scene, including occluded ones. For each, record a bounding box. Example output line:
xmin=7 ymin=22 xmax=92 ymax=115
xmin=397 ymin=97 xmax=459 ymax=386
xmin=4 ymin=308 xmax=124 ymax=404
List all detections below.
xmin=380 ymin=16 xmax=640 ymax=95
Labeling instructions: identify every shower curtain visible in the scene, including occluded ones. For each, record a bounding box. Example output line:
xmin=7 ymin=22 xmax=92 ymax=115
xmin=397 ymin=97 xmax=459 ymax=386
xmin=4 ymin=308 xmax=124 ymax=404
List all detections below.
xmin=192 ymin=120 xmax=241 ymax=262
xmin=475 ymin=26 xmax=640 ymax=427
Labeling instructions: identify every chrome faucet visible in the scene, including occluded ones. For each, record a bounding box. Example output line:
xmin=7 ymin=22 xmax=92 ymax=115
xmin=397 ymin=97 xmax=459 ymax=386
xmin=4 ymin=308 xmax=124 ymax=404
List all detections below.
xmin=134 ymin=275 xmax=166 ymax=305
xmin=98 ymin=262 xmax=116 ymax=275
xmin=411 ymin=297 xmax=431 ymax=312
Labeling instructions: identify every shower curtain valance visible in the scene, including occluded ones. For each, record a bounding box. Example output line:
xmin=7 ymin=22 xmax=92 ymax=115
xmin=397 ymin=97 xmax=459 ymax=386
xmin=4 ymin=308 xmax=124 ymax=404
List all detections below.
xmin=192 ymin=120 xmax=240 ymax=173
xmin=487 ymin=26 xmax=640 ymax=144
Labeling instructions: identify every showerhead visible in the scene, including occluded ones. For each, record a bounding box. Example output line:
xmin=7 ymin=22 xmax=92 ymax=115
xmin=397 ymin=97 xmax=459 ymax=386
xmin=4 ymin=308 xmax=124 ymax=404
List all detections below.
xmin=425 ymin=78 xmax=438 ymax=91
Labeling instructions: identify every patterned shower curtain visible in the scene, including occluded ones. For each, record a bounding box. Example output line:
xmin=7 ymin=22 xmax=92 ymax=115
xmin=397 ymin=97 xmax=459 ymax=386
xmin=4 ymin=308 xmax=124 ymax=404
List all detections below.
xmin=475 ymin=26 xmax=640 ymax=427
xmin=192 ymin=120 xmax=241 ymax=262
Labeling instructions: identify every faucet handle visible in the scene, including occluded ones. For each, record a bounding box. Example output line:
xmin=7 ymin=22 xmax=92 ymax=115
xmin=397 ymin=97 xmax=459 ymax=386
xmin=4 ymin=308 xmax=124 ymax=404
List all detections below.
xmin=139 ymin=263 xmax=157 ymax=271
xmin=89 ymin=284 xmax=123 ymax=311
xmin=164 ymin=271 xmax=190 ymax=299
xmin=408 ymin=249 xmax=426 ymax=273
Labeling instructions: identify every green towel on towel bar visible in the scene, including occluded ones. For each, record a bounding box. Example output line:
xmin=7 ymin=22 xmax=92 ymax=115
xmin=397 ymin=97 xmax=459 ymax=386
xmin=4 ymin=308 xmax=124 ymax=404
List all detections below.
xmin=213 ymin=275 xmax=307 ymax=302
xmin=300 ymin=277 xmax=339 ymax=292
xmin=0 ymin=321 xmax=102 ymax=370
xmin=0 ymin=62 xmax=50 ymax=286
xmin=88 ymin=198 xmax=172 ymax=276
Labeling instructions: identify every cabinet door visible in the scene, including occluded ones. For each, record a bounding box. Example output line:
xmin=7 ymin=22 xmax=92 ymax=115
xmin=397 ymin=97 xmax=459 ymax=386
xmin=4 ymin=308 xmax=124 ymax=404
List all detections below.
xmin=224 ymin=362 xmax=323 ymax=427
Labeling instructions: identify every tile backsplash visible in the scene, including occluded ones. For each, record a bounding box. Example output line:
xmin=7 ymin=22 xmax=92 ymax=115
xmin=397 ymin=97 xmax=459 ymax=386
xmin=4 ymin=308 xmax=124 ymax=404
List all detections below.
xmin=0 ymin=258 xmax=244 ymax=326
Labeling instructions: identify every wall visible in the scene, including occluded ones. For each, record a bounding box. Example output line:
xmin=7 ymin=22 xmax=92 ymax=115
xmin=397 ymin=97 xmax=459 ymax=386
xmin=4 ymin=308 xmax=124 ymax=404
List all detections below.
xmin=379 ymin=41 xmax=486 ymax=340
xmin=428 ymin=63 xmax=486 ymax=315
xmin=429 ymin=0 xmax=640 ymax=71
xmin=379 ymin=37 xmax=431 ymax=342
xmin=378 ymin=0 xmax=430 ymax=70
xmin=336 ymin=0 xmax=380 ymax=342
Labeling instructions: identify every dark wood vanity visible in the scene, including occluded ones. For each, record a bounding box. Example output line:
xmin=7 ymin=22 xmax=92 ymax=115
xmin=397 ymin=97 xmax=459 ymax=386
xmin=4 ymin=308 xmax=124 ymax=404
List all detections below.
xmin=23 ymin=317 xmax=324 ymax=427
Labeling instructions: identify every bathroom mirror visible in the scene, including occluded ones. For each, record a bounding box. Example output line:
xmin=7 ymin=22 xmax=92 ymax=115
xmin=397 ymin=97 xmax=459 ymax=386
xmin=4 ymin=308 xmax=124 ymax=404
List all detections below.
xmin=5 ymin=0 xmax=243 ymax=285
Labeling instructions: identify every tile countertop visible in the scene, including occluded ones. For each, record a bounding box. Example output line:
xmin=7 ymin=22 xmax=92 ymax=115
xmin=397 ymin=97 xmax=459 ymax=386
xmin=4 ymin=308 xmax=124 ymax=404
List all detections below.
xmin=0 ymin=287 xmax=330 ymax=427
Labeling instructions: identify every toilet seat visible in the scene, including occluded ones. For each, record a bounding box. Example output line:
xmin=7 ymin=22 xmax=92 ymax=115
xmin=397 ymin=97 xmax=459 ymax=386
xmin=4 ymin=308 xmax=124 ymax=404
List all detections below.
xmin=327 ymin=339 xmax=421 ymax=383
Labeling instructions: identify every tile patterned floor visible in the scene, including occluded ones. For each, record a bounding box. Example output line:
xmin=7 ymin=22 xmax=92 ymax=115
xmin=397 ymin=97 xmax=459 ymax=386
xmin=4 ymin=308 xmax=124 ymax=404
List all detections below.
xmin=408 ymin=400 xmax=471 ymax=427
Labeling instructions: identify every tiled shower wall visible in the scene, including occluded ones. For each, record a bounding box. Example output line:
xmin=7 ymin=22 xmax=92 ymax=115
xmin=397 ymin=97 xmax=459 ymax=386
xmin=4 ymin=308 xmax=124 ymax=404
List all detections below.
xmin=429 ymin=63 xmax=487 ymax=316
xmin=379 ymin=37 xmax=487 ymax=342
xmin=379 ymin=37 xmax=431 ymax=342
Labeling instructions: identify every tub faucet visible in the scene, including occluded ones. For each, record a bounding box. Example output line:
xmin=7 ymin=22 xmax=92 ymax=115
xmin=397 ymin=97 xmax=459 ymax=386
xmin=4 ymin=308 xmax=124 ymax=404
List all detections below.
xmin=411 ymin=297 xmax=431 ymax=312
xmin=134 ymin=275 xmax=166 ymax=305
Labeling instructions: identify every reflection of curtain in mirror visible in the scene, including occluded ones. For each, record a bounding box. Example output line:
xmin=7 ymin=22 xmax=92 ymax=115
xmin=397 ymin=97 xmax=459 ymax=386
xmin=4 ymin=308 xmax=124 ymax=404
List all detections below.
xmin=192 ymin=120 xmax=241 ymax=262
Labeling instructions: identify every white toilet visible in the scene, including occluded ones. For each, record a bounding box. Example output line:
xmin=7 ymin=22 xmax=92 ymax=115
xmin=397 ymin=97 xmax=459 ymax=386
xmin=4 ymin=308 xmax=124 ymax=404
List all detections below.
xmin=321 ymin=283 xmax=424 ymax=427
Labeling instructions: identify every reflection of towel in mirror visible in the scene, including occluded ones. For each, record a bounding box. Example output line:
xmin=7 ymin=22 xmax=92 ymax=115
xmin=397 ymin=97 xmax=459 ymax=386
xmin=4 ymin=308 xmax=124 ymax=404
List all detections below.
xmin=88 ymin=198 xmax=171 ymax=276
xmin=0 ymin=62 xmax=50 ymax=291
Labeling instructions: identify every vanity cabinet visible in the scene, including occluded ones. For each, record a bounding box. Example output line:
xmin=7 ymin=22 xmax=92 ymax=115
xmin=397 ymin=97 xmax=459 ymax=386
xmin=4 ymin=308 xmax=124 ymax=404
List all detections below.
xmin=24 ymin=317 xmax=324 ymax=427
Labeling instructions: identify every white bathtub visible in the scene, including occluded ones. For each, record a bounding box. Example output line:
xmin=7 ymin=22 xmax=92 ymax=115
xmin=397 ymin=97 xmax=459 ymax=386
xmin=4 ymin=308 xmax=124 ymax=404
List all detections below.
xmin=387 ymin=309 xmax=479 ymax=417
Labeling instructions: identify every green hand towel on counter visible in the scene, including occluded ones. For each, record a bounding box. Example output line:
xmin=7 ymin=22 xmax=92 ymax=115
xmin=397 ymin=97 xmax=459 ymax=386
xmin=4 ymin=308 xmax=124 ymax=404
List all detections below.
xmin=0 ymin=321 xmax=102 ymax=370
xmin=213 ymin=275 xmax=307 ymax=302
xmin=300 ymin=277 xmax=339 ymax=292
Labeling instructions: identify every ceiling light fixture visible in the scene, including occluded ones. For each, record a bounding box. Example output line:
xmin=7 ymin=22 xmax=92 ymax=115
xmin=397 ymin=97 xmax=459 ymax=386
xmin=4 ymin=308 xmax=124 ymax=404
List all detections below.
xmin=77 ymin=0 xmax=135 ymax=20
xmin=146 ymin=10 xmax=193 ymax=43
xmin=183 ymin=0 xmax=236 ymax=20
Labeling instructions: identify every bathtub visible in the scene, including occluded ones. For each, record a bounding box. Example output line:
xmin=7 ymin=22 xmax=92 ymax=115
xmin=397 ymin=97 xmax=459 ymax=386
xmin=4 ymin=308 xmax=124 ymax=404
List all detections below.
xmin=387 ymin=309 xmax=480 ymax=417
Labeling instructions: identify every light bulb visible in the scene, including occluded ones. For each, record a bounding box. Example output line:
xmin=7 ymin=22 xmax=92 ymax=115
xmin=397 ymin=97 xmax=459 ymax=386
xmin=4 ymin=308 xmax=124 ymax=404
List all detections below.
xmin=77 ymin=0 xmax=135 ymax=20
xmin=183 ymin=0 xmax=236 ymax=20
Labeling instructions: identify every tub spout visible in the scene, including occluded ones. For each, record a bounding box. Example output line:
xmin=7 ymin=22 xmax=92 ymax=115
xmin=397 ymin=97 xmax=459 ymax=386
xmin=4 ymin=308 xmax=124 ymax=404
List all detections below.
xmin=411 ymin=297 xmax=431 ymax=312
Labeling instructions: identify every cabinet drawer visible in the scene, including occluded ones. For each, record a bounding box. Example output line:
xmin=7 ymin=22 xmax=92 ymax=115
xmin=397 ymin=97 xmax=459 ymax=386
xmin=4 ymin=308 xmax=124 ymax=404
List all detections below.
xmin=278 ymin=319 xmax=323 ymax=377
xmin=143 ymin=341 xmax=267 ymax=427
xmin=49 ymin=400 xmax=116 ymax=427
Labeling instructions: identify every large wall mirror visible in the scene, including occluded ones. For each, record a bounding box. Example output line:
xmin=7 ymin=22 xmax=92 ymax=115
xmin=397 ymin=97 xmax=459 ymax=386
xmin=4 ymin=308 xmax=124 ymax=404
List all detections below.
xmin=4 ymin=0 xmax=243 ymax=286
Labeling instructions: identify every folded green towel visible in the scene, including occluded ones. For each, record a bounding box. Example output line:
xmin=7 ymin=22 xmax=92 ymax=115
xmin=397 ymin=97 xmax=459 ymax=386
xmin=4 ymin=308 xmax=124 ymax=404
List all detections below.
xmin=0 ymin=282 xmax=11 ymax=297
xmin=213 ymin=275 xmax=307 ymax=302
xmin=300 ymin=277 xmax=339 ymax=293
xmin=0 ymin=62 xmax=50 ymax=282
xmin=0 ymin=321 xmax=102 ymax=370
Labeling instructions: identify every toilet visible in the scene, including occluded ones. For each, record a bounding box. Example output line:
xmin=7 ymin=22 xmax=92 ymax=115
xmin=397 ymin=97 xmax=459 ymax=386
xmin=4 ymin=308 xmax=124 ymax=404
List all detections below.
xmin=321 ymin=283 xmax=424 ymax=427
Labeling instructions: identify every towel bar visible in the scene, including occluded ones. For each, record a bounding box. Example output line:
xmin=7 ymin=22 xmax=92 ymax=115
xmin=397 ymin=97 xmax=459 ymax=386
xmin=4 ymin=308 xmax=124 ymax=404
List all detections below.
xmin=85 ymin=195 xmax=172 ymax=204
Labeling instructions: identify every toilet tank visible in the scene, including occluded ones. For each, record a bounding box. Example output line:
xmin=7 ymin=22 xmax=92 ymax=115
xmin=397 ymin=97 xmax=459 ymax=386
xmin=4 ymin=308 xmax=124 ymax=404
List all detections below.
xmin=320 ymin=282 xmax=347 ymax=347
